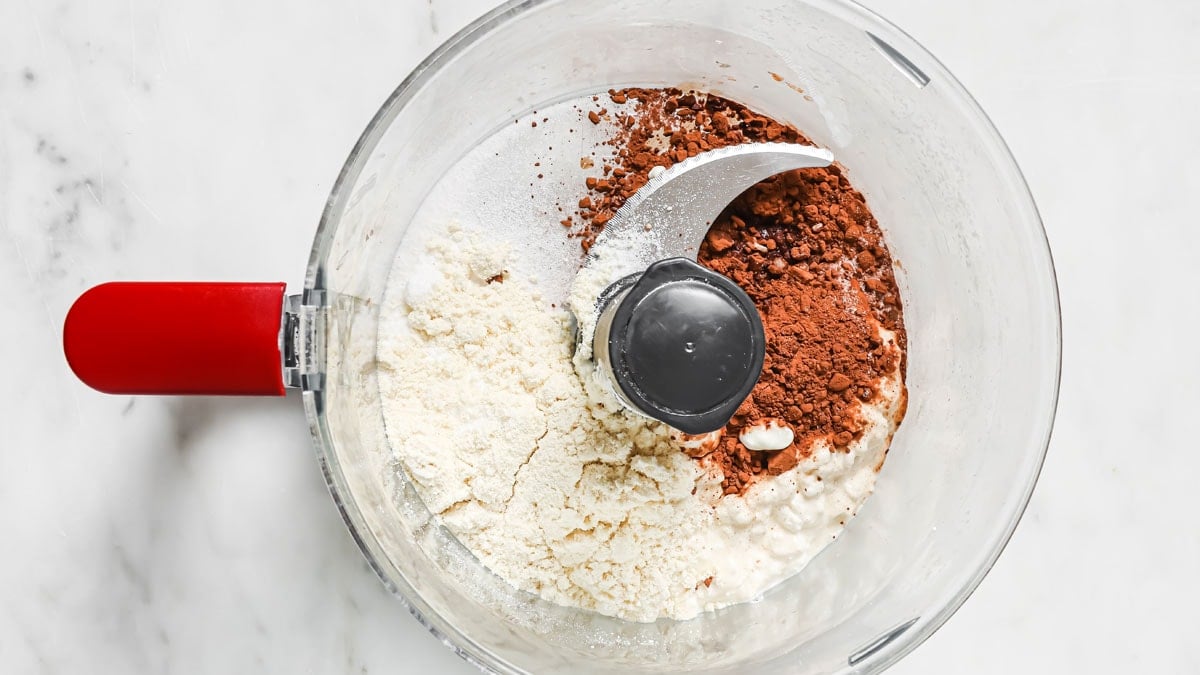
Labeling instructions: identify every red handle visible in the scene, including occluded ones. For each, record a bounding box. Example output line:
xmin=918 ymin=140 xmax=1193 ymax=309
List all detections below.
xmin=64 ymin=282 xmax=287 ymax=396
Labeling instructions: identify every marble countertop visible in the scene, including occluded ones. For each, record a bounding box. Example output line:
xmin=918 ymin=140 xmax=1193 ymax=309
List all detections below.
xmin=2 ymin=0 xmax=1196 ymax=672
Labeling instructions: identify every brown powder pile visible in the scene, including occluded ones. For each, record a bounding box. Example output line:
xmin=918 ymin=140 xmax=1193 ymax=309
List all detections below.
xmin=698 ymin=173 xmax=906 ymax=494
xmin=573 ymin=88 xmax=907 ymax=495
xmin=570 ymin=89 xmax=809 ymax=251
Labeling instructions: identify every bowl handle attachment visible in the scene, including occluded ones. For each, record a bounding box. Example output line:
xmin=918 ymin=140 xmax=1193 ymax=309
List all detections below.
xmin=63 ymin=282 xmax=289 ymax=396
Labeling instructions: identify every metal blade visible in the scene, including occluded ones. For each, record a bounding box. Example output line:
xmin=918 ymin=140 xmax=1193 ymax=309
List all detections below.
xmin=587 ymin=142 xmax=834 ymax=271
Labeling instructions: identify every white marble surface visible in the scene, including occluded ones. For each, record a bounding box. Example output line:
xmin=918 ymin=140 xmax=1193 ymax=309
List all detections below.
xmin=1 ymin=0 xmax=1196 ymax=672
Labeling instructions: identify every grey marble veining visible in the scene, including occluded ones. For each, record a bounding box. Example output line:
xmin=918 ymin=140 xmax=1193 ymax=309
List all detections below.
xmin=1 ymin=0 xmax=1197 ymax=673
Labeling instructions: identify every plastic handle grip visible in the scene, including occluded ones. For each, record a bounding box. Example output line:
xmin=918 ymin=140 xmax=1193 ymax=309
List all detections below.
xmin=63 ymin=282 xmax=287 ymax=396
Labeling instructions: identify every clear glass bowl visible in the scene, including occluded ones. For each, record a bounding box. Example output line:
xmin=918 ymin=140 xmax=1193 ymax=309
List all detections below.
xmin=298 ymin=0 xmax=1061 ymax=672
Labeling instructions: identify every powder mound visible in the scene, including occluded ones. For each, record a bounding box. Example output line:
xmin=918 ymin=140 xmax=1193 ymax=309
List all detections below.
xmin=574 ymin=88 xmax=907 ymax=494
xmin=378 ymin=225 xmax=905 ymax=622
xmin=699 ymin=170 xmax=905 ymax=493
xmin=379 ymin=227 xmax=723 ymax=622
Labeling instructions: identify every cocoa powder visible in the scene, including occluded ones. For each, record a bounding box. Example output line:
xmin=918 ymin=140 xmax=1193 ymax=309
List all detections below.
xmin=570 ymin=89 xmax=809 ymax=251
xmin=699 ymin=175 xmax=906 ymax=494
xmin=575 ymin=89 xmax=907 ymax=494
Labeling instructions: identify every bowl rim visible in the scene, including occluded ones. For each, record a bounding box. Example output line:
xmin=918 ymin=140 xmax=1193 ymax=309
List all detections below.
xmin=302 ymin=1 xmax=1063 ymax=672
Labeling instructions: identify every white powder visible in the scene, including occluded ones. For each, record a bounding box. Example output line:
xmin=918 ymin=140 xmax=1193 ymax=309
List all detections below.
xmin=567 ymin=225 xmax=663 ymax=413
xmin=378 ymin=224 xmax=904 ymax=622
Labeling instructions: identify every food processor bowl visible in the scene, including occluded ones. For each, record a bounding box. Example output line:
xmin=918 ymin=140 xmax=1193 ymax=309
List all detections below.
xmin=300 ymin=0 xmax=1060 ymax=672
